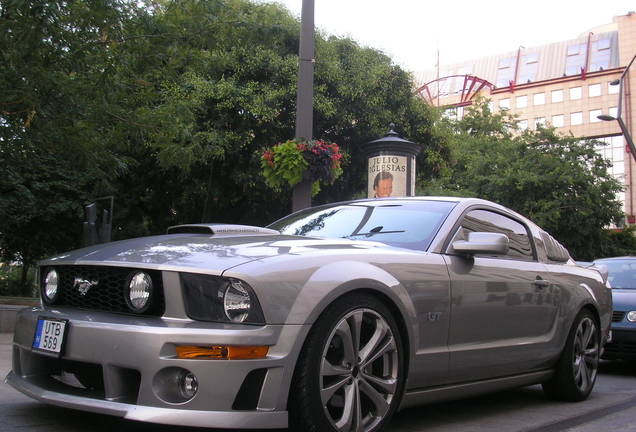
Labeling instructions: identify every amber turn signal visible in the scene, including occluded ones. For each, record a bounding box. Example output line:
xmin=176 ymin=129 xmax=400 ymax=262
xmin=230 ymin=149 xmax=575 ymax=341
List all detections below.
xmin=176 ymin=345 xmax=268 ymax=360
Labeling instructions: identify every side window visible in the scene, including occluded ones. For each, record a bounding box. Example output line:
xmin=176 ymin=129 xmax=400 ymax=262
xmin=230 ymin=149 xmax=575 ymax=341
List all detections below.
xmin=455 ymin=209 xmax=535 ymax=261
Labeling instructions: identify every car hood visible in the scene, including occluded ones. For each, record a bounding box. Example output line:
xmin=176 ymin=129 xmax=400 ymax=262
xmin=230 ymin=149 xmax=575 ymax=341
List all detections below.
xmin=611 ymin=289 xmax=636 ymax=310
xmin=40 ymin=233 xmax=392 ymax=274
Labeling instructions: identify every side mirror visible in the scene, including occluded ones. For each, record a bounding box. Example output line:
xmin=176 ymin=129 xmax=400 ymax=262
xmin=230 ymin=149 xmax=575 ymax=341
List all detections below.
xmin=452 ymin=232 xmax=509 ymax=256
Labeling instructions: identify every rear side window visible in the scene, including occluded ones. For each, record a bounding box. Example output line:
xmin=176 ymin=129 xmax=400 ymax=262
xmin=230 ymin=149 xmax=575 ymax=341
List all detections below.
xmin=455 ymin=209 xmax=535 ymax=261
xmin=540 ymin=232 xmax=571 ymax=262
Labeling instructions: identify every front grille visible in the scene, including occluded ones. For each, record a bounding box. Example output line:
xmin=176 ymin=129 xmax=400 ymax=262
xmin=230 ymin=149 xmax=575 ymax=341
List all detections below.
xmin=612 ymin=311 xmax=626 ymax=322
xmin=604 ymin=341 xmax=636 ymax=356
xmin=42 ymin=265 xmax=164 ymax=316
xmin=16 ymin=348 xmax=141 ymax=403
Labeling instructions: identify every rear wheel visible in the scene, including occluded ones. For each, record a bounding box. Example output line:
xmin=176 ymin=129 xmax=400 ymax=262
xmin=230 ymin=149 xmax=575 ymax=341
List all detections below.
xmin=542 ymin=309 xmax=600 ymax=401
xmin=289 ymin=293 xmax=405 ymax=432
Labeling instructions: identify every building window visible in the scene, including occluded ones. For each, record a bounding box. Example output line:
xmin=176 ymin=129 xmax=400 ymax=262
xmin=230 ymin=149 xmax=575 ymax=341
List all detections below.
xmin=518 ymin=53 xmax=539 ymax=84
xmin=516 ymin=95 xmax=528 ymax=108
xmin=571 ymin=112 xmax=583 ymax=125
xmin=565 ymin=43 xmax=586 ymax=76
xmin=487 ymin=101 xmax=495 ymax=112
xmin=596 ymin=135 xmax=625 ymax=176
xmin=499 ymin=98 xmax=511 ymax=110
xmin=570 ymin=87 xmax=582 ymax=100
xmin=496 ymin=57 xmax=516 ymax=88
xmin=608 ymin=82 xmax=620 ymax=94
xmin=552 ymin=114 xmax=564 ymax=127
xmin=518 ymin=119 xmax=528 ymax=130
xmin=552 ymin=89 xmax=563 ymax=103
xmin=588 ymin=83 xmax=601 ymax=97
xmin=590 ymin=38 xmax=611 ymax=72
xmin=443 ymin=106 xmax=464 ymax=121
xmin=595 ymin=135 xmax=626 ymax=213
xmin=533 ymin=93 xmax=545 ymax=105
xmin=535 ymin=117 xmax=546 ymax=127
xmin=609 ymin=107 xmax=618 ymax=118
xmin=589 ymin=109 xmax=602 ymax=122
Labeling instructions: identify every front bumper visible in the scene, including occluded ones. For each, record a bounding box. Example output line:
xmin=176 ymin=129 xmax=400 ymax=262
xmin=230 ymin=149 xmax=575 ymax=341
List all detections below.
xmin=602 ymin=328 xmax=636 ymax=360
xmin=6 ymin=306 xmax=309 ymax=429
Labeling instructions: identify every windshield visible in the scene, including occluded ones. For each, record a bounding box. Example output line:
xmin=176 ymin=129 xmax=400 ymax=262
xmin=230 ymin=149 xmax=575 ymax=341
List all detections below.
xmin=595 ymin=259 xmax=636 ymax=289
xmin=268 ymin=200 xmax=456 ymax=251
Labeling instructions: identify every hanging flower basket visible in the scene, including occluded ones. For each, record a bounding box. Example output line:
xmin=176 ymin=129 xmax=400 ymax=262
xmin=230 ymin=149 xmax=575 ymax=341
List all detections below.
xmin=261 ymin=139 xmax=345 ymax=196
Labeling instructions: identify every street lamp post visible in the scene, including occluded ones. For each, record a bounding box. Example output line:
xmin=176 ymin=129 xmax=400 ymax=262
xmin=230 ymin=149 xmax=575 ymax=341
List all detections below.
xmin=292 ymin=0 xmax=315 ymax=212
xmin=597 ymin=54 xmax=636 ymax=159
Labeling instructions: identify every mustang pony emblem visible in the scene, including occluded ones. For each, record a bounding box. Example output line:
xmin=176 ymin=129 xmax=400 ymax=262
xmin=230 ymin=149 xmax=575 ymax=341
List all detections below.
xmin=73 ymin=277 xmax=98 ymax=296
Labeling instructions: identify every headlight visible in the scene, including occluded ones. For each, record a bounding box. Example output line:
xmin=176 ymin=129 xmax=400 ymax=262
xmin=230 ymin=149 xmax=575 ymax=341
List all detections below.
xmin=180 ymin=273 xmax=265 ymax=324
xmin=125 ymin=272 xmax=153 ymax=312
xmin=628 ymin=311 xmax=636 ymax=322
xmin=42 ymin=269 xmax=59 ymax=303
xmin=224 ymin=281 xmax=251 ymax=322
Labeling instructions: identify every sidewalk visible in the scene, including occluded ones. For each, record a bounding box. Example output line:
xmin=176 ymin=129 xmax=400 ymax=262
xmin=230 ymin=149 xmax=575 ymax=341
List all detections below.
xmin=0 ymin=304 xmax=33 ymax=333
xmin=1 ymin=333 xmax=13 ymax=378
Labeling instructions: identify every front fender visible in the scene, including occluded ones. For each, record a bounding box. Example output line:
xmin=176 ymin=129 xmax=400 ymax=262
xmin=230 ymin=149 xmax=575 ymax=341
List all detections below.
xmin=287 ymin=260 xmax=418 ymax=350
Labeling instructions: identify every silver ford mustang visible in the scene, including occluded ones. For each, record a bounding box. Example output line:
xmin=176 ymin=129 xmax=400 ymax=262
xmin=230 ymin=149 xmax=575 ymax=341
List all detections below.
xmin=6 ymin=197 xmax=611 ymax=432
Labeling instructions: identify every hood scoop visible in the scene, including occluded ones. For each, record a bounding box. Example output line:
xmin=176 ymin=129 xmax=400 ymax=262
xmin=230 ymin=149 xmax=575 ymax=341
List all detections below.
xmin=167 ymin=223 xmax=279 ymax=236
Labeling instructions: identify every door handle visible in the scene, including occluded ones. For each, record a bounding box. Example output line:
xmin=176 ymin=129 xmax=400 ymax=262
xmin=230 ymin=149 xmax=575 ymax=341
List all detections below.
xmin=533 ymin=278 xmax=551 ymax=288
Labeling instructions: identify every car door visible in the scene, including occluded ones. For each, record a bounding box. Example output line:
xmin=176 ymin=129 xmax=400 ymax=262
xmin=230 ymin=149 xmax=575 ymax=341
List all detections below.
xmin=442 ymin=208 xmax=558 ymax=383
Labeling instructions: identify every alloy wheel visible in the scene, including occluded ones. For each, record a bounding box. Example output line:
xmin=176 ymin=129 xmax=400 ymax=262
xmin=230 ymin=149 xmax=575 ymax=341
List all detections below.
xmin=320 ymin=308 xmax=399 ymax=432
xmin=572 ymin=316 xmax=599 ymax=393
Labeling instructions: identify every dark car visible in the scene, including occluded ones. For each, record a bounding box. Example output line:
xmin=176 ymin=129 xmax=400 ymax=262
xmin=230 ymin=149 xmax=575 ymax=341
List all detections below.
xmin=594 ymin=257 xmax=636 ymax=360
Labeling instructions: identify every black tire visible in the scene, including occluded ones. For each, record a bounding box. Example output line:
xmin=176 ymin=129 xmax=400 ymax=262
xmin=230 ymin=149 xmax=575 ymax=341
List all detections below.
xmin=542 ymin=309 xmax=600 ymax=401
xmin=289 ymin=293 xmax=405 ymax=432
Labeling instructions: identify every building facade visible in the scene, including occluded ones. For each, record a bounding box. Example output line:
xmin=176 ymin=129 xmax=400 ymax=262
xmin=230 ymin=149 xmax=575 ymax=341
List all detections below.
xmin=415 ymin=12 xmax=636 ymax=223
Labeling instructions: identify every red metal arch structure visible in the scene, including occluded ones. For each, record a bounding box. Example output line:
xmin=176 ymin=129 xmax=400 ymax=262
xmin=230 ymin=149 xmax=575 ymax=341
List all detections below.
xmin=415 ymin=75 xmax=494 ymax=107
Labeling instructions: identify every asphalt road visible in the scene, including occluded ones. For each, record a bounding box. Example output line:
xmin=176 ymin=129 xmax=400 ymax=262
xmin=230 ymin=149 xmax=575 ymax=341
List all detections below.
xmin=2 ymin=332 xmax=636 ymax=432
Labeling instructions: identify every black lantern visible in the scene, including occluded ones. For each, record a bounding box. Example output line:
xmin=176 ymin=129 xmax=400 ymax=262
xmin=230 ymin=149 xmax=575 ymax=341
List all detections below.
xmin=363 ymin=124 xmax=421 ymax=198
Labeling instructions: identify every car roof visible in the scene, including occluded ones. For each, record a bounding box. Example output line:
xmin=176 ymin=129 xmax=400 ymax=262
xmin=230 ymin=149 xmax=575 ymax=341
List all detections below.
xmin=594 ymin=256 xmax=636 ymax=261
xmin=278 ymin=196 xmax=535 ymax=227
xmin=310 ymin=196 xmax=502 ymax=208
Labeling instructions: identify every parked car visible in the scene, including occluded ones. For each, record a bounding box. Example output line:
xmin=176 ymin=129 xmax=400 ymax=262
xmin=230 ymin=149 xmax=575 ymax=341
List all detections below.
xmin=5 ymin=197 xmax=611 ymax=432
xmin=593 ymin=256 xmax=636 ymax=360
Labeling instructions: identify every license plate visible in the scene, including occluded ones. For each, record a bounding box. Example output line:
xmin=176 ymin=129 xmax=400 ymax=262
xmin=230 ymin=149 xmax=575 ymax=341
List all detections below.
xmin=32 ymin=318 xmax=68 ymax=356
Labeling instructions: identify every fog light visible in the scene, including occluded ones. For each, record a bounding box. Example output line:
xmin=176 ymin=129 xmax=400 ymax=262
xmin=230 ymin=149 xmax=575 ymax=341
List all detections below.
xmin=178 ymin=371 xmax=198 ymax=399
xmin=627 ymin=311 xmax=636 ymax=322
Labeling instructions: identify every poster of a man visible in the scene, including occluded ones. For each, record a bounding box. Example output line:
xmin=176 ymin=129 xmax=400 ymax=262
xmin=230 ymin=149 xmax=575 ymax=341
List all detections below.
xmin=367 ymin=155 xmax=409 ymax=198
xmin=373 ymin=171 xmax=393 ymax=198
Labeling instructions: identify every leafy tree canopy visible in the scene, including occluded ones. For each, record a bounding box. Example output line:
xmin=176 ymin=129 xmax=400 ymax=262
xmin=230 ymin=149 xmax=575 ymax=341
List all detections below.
xmin=422 ymin=99 xmax=625 ymax=260
xmin=0 ymin=0 xmax=447 ymax=289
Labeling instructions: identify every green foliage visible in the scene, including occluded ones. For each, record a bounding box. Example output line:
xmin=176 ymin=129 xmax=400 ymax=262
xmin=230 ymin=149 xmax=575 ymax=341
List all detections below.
xmin=261 ymin=140 xmax=309 ymax=190
xmin=1 ymin=0 xmax=445 ymax=278
xmin=422 ymin=98 xmax=624 ymax=260
xmin=261 ymin=139 xmax=344 ymax=196
xmin=597 ymin=226 xmax=636 ymax=258
xmin=0 ymin=264 xmax=36 ymax=297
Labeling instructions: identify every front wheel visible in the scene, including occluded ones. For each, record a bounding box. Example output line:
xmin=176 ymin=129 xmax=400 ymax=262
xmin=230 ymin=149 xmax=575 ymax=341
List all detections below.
xmin=289 ymin=293 xmax=405 ymax=432
xmin=542 ymin=309 xmax=600 ymax=401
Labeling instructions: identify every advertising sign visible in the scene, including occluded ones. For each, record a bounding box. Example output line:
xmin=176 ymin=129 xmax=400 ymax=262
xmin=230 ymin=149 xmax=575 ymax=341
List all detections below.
xmin=367 ymin=155 xmax=410 ymax=198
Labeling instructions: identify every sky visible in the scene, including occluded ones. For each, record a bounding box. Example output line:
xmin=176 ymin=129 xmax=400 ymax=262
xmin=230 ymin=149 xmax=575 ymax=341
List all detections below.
xmin=258 ymin=0 xmax=635 ymax=73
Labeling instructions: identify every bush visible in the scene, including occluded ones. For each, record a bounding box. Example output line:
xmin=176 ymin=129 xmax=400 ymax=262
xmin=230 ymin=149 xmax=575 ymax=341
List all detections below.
xmin=597 ymin=226 xmax=636 ymax=259
xmin=0 ymin=264 xmax=37 ymax=297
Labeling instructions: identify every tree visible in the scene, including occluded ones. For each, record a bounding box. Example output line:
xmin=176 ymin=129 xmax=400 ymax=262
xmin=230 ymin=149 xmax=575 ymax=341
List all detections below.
xmin=0 ymin=0 xmax=448 ymax=293
xmin=0 ymin=0 xmax=140 ymax=293
xmin=97 ymin=0 xmax=448 ymax=236
xmin=423 ymin=99 xmax=624 ymax=260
